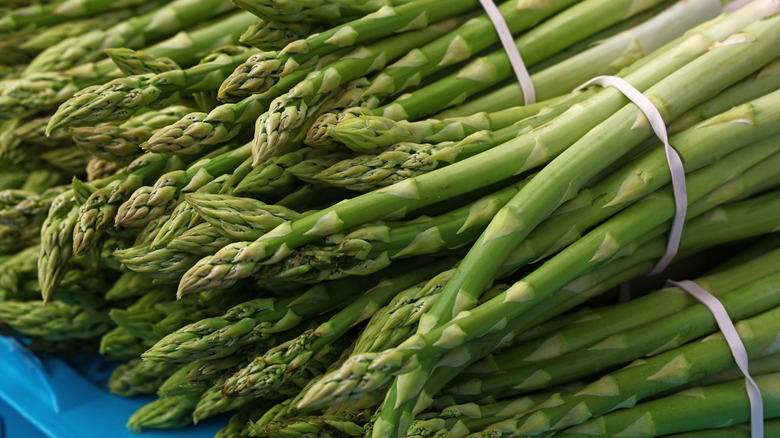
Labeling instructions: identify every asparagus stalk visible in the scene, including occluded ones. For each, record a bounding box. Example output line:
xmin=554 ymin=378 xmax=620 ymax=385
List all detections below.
xmin=104 ymin=47 xmax=181 ymax=76
xmin=407 ymin=388 xmax=582 ymax=438
xmin=114 ymin=244 xmax=203 ymax=283
xmin=374 ymin=183 xmax=780 ymax=436
xmin=165 ymin=223 xmax=234 ymax=256
xmin=214 ymin=404 xmax=268 ymax=438
xmin=147 ymin=174 xmax=232 ymax=248
xmin=326 ymin=97 xmax=557 ymax=154
xmin=329 ymin=0 xmax=727 ymax=153
xmin=253 ymin=177 xmax=533 ymax=284
xmin=105 ymin=271 xmax=156 ymax=300
xmin=448 ymin=264 xmax=780 ymax=402
xmin=0 ymin=300 xmax=113 ymax=341
xmin=38 ymin=189 xmax=81 ymax=301
xmin=232 ymin=147 xmax=316 ymax=197
xmin=668 ymin=56 xmax=780 ymax=132
xmin=18 ymin=8 xmax=139 ymax=53
xmin=69 ymin=105 xmax=195 ymax=164
xmin=14 ymin=116 xmax=71 ymax=148
xmin=186 ymin=192 xmax=304 ymax=240
xmin=310 ymin=92 xmax=591 ymax=189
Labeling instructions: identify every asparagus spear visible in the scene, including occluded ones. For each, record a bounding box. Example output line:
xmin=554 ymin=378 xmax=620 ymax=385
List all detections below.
xmin=0 ymin=300 xmax=113 ymax=341
xmin=108 ymin=358 xmax=180 ymax=397
xmin=38 ymin=189 xmax=81 ymax=302
xmin=166 ymin=223 xmax=234 ymax=256
xmin=447 ymin=266 xmax=780 ymax=402
xmin=669 ymin=56 xmax=780 ymax=132
xmin=325 ymin=97 xmax=556 ymax=154
xmin=251 ymin=177 xmax=534 ymax=284
xmin=14 ymin=116 xmax=71 ymax=148
xmin=100 ymin=326 xmax=154 ymax=362
xmin=328 ymin=0 xmax=725 ymax=153
xmin=69 ymin=105 xmax=195 ymax=164
xmin=240 ymin=19 xmax=323 ymax=51
xmin=214 ymin=404 xmax=269 ymax=438
xmin=146 ymin=175 xmax=235 ymax=249
xmin=126 ymin=395 xmax=198 ymax=432
xmin=104 ymin=47 xmax=181 ymax=76
xmin=176 ymin=7 xmax=780 ymax=295
xmin=18 ymin=7 xmax=139 ymax=53
xmin=232 ymin=147 xmax=316 ymax=197
xmin=114 ymin=244 xmax=203 ymax=283
xmin=373 ymin=182 xmax=780 ymax=436
xmin=407 ymin=388 xmax=583 ymax=438
xmin=186 ymin=192 xmax=304 ymax=241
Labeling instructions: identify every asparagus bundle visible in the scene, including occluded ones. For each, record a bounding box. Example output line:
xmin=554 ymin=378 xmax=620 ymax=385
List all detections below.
xmin=1 ymin=1 xmax=780 ymax=437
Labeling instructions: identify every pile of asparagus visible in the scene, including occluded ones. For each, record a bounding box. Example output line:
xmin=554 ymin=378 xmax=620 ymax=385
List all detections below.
xmin=0 ymin=0 xmax=779 ymax=436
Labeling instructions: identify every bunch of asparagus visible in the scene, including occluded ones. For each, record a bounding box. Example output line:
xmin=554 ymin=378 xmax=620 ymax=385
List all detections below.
xmin=0 ymin=0 xmax=779 ymax=437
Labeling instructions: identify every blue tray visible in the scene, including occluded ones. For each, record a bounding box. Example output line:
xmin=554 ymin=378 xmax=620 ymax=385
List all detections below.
xmin=0 ymin=336 xmax=227 ymax=438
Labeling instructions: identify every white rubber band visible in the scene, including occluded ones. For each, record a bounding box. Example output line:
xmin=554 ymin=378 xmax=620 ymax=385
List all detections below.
xmin=669 ymin=280 xmax=764 ymax=438
xmin=478 ymin=0 xmax=536 ymax=105
xmin=574 ymin=75 xmax=687 ymax=274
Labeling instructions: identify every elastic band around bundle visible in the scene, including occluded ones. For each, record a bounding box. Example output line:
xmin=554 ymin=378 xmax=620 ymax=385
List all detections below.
xmin=478 ymin=0 xmax=536 ymax=105
xmin=668 ymin=280 xmax=764 ymax=438
xmin=574 ymin=75 xmax=687 ymax=274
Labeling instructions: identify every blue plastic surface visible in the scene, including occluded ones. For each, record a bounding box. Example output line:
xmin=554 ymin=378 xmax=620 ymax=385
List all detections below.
xmin=0 ymin=336 xmax=227 ymax=438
